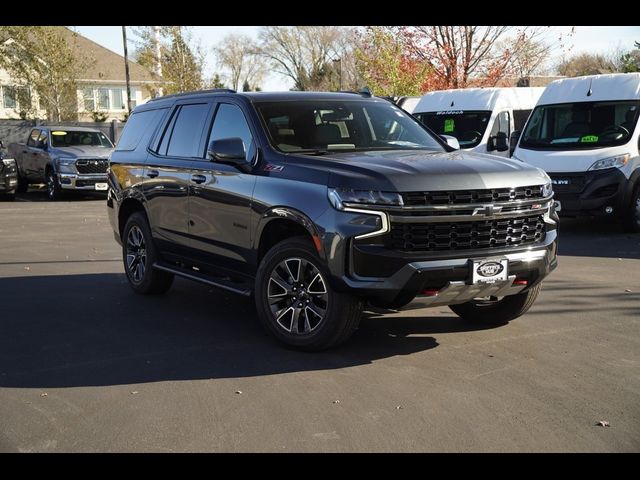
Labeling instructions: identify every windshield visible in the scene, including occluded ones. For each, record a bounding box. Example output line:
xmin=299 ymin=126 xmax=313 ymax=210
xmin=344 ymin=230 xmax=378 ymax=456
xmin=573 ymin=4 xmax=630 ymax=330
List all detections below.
xmin=414 ymin=111 xmax=491 ymax=148
xmin=50 ymin=130 xmax=114 ymax=148
xmin=520 ymin=101 xmax=639 ymax=150
xmin=255 ymin=100 xmax=444 ymax=153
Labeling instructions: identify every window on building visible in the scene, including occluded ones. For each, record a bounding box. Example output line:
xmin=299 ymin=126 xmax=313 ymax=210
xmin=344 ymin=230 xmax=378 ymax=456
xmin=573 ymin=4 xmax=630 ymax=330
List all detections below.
xmin=97 ymin=87 xmax=110 ymax=110
xmin=2 ymin=86 xmax=17 ymax=109
xmin=111 ymin=88 xmax=125 ymax=110
xmin=83 ymin=88 xmax=95 ymax=111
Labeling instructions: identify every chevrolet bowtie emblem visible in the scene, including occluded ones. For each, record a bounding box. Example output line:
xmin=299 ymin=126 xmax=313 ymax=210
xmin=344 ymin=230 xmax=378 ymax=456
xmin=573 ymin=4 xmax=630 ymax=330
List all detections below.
xmin=472 ymin=205 xmax=503 ymax=216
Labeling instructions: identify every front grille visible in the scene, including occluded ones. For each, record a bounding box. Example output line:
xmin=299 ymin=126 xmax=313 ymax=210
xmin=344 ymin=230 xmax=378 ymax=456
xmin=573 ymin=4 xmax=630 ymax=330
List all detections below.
xmin=76 ymin=159 xmax=108 ymax=174
xmin=549 ymin=174 xmax=585 ymax=194
xmin=402 ymin=185 xmax=545 ymax=206
xmin=388 ymin=214 xmax=546 ymax=252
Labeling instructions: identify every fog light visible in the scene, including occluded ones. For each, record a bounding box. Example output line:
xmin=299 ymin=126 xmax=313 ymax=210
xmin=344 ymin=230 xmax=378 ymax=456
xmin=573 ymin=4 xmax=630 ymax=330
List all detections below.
xmin=421 ymin=289 xmax=439 ymax=297
xmin=60 ymin=178 xmax=71 ymax=185
xmin=605 ymin=206 xmax=614 ymax=214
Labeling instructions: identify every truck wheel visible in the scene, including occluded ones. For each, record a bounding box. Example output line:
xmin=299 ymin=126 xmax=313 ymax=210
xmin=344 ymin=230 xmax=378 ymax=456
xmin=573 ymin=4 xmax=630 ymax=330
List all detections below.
xmin=46 ymin=169 xmax=63 ymax=201
xmin=16 ymin=172 xmax=28 ymax=193
xmin=449 ymin=284 xmax=541 ymax=325
xmin=255 ymin=236 xmax=363 ymax=351
xmin=624 ymin=186 xmax=640 ymax=233
xmin=122 ymin=212 xmax=174 ymax=295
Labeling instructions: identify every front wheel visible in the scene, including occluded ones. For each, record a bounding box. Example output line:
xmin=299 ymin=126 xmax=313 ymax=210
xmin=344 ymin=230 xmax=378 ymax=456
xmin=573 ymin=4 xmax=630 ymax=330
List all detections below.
xmin=624 ymin=186 xmax=640 ymax=233
xmin=46 ymin=169 xmax=63 ymax=201
xmin=122 ymin=212 xmax=174 ymax=295
xmin=254 ymin=237 xmax=363 ymax=351
xmin=449 ymin=284 xmax=541 ymax=325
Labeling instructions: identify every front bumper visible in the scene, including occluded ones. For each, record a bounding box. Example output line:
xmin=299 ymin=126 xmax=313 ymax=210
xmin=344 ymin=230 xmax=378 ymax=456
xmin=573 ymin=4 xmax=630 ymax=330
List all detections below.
xmin=549 ymin=168 xmax=628 ymax=216
xmin=58 ymin=173 xmax=108 ymax=191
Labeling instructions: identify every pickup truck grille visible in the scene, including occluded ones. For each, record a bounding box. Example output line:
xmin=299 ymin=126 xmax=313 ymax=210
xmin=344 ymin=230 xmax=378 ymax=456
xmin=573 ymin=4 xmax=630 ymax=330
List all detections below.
xmin=388 ymin=214 xmax=545 ymax=252
xmin=402 ymin=185 xmax=545 ymax=206
xmin=76 ymin=159 xmax=108 ymax=174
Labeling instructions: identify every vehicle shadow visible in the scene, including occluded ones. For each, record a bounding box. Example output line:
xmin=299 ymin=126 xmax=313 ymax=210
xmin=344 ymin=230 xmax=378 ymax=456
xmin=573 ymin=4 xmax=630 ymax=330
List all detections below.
xmin=0 ymin=273 xmax=499 ymax=389
xmin=557 ymin=217 xmax=640 ymax=259
xmin=14 ymin=186 xmax=106 ymax=202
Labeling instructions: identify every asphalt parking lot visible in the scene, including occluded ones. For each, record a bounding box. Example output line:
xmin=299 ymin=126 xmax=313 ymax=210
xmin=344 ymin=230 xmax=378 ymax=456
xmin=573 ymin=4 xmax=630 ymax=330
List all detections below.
xmin=0 ymin=190 xmax=639 ymax=452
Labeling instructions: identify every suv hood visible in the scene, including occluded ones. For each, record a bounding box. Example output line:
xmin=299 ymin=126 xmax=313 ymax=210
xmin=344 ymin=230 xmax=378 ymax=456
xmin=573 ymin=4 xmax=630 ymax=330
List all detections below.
xmin=51 ymin=146 xmax=113 ymax=158
xmin=296 ymin=150 xmax=549 ymax=192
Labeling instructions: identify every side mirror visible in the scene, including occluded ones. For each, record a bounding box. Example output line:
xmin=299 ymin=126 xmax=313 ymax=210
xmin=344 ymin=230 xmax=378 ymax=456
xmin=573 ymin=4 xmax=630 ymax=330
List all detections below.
xmin=207 ymin=138 xmax=251 ymax=172
xmin=509 ymin=130 xmax=521 ymax=157
xmin=440 ymin=134 xmax=460 ymax=150
xmin=495 ymin=131 xmax=508 ymax=152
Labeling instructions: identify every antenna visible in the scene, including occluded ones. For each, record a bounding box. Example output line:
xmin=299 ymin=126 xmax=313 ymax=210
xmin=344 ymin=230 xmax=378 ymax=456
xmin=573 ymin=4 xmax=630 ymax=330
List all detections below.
xmin=359 ymin=87 xmax=372 ymax=98
xmin=587 ymin=77 xmax=593 ymax=97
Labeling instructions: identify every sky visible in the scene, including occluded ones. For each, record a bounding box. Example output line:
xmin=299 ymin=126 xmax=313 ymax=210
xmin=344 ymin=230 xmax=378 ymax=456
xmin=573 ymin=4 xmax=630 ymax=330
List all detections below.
xmin=73 ymin=26 xmax=640 ymax=92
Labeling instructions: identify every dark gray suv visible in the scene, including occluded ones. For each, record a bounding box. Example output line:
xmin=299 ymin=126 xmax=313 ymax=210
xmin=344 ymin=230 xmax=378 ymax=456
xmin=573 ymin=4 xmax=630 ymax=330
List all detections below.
xmin=107 ymin=89 xmax=558 ymax=350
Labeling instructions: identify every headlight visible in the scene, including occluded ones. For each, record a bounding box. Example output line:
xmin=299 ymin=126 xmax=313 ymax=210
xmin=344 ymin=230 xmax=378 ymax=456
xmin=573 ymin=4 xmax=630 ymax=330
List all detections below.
xmin=588 ymin=154 xmax=629 ymax=171
xmin=1 ymin=158 xmax=16 ymax=173
xmin=328 ymin=187 xmax=403 ymax=210
xmin=541 ymin=182 xmax=553 ymax=197
xmin=57 ymin=157 xmax=76 ymax=166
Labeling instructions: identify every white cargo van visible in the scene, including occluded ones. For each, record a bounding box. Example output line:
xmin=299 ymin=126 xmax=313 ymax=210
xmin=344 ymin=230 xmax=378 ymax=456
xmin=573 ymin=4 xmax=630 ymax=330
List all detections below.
xmin=512 ymin=73 xmax=640 ymax=231
xmin=413 ymin=87 xmax=545 ymax=157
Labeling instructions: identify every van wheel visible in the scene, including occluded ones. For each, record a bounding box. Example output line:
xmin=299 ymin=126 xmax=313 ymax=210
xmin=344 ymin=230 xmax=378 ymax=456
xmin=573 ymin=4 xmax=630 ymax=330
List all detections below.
xmin=122 ymin=212 xmax=174 ymax=294
xmin=624 ymin=186 xmax=640 ymax=233
xmin=449 ymin=284 xmax=541 ymax=325
xmin=255 ymin=237 xmax=363 ymax=351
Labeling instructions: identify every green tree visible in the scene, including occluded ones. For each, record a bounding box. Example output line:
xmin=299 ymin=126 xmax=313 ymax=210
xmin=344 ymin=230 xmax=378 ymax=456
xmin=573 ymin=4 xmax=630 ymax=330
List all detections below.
xmin=0 ymin=26 xmax=93 ymax=121
xmin=355 ymin=27 xmax=432 ymax=96
xmin=134 ymin=26 xmax=205 ymax=95
xmin=620 ymin=41 xmax=640 ymax=73
xmin=205 ymin=74 xmax=226 ymax=89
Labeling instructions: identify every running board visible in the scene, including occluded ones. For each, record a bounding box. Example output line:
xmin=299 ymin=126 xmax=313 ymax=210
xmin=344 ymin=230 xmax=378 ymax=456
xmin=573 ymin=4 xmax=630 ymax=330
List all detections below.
xmin=153 ymin=262 xmax=252 ymax=297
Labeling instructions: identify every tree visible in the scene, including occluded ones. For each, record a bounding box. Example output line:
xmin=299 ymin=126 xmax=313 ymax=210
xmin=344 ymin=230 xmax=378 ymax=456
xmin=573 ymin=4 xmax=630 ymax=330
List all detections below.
xmin=215 ymin=34 xmax=266 ymax=92
xmin=620 ymin=41 xmax=640 ymax=73
xmin=206 ymin=74 xmax=226 ymax=89
xmin=398 ymin=26 xmax=557 ymax=89
xmin=556 ymin=53 xmax=617 ymax=77
xmin=355 ymin=27 xmax=432 ymax=96
xmin=0 ymin=26 xmax=93 ymax=121
xmin=134 ymin=26 xmax=205 ymax=95
xmin=258 ymin=26 xmax=353 ymax=91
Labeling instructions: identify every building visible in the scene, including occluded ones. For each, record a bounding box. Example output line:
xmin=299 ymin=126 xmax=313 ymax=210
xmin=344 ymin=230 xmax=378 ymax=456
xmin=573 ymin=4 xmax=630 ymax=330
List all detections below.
xmin=0 ymin=27 xmax=163 ymax=121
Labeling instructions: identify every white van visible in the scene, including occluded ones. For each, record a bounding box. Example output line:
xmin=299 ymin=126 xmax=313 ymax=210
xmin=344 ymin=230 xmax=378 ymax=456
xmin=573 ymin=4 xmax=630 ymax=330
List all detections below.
xmin=413 ymin=87 xmax=545 ymax=157
xmin=512 ymin=73 xmax=640 ymax=231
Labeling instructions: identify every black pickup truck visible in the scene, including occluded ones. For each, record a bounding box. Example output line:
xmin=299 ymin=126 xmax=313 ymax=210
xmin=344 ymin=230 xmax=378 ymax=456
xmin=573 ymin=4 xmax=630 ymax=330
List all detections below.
xmin=9 ymin=126 xmax=113 ymax=200
xmin=108 ymin=89 xmax=558 ymax=350
xmin=0 ymin=140 xmax=18 ymax=200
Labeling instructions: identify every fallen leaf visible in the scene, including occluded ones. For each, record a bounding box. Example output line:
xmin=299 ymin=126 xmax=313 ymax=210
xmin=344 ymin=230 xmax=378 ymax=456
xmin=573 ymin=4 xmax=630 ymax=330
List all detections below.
xmin=488 ymin=354 xmax=494 ymax=358
xmin=396 ymin=405 xmax=403 ymax=410
xmin=596 ymin=420 xmax=610 ymax=427
xmin=130 ymin=391 xmax=138 ymax=395
xmin=40 ymin=393 xmax=47 ymax=397
xmin=333 ymin=400 xmax=340 ymax=404
xmin=235 ymin=390 xmax=243 ymax=395
xmin=625 ymin=289 xmax=632 ymax=293
xmin=23 ymin=266 xmax=30 ymax=271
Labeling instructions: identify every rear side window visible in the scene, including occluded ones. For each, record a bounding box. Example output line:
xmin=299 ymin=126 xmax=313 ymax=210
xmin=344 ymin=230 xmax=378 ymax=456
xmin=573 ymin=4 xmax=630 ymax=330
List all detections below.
xmin=116 ymin=108 xmax=168 ymax=151
xmin=165 ymin=103 xmax=210 ymax=158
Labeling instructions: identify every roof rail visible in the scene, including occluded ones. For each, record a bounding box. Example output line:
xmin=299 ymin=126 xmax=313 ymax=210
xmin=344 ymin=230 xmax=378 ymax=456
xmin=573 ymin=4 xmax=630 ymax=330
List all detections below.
xmin=148 ymin=88 xmax=237 ymax=103
xmin=335 ymin=88 xmax=373 ymax=98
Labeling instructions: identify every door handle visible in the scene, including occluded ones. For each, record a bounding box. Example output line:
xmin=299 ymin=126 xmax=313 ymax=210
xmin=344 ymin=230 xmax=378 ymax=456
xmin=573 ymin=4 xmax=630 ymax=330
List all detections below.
xmin=147 ymin=169 xmax=159 ymax=178
xmin=191 ymin=174 xmax=206 ymax=185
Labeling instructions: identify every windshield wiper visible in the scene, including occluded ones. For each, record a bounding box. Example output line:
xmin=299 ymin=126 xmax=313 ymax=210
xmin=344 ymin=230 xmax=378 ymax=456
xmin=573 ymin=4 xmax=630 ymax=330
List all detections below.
xmin=297 ymin=149 xmax=330 ymax=156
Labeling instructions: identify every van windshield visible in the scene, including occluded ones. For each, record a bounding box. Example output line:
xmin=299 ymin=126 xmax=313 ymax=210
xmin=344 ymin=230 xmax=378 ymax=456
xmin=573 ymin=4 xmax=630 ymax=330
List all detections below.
xmin=520 ymin=101 xmax=639 ymax=150
xmin=255 ymin=100 xmax=445 ymax=154
xmin=414 ymin=111 xmax=491 ymax=148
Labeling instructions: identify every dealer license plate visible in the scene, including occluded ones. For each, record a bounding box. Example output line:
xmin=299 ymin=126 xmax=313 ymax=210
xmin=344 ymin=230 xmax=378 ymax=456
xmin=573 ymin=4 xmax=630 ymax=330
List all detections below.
xmin=472 ymin=258 xmax=508 ymax=284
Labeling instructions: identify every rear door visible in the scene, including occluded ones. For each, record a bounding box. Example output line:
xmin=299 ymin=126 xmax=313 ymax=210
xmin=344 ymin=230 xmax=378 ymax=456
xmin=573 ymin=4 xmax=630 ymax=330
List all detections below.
xmin=143 ymin=101 xmax=213 ymax=256
xmin=187 ymin=101 xmax=258 ymax=276
xmin=22 ymin=129 xmax=41 ymax=179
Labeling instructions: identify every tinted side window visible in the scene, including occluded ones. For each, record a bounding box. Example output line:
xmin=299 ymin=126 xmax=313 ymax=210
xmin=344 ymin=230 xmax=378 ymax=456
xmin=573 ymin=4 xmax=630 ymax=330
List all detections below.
xmin=166 ymin=103 xmax=210 ymax=158
xmin=27 ymin=129 xmax=40 ymax=147
xmin=513 ymin=109 xmax=532 ymax=132
xmin=208 ymin=103 xmax=256 ymax=162
xmin=116 ymin=108 xmax=168 ymax=151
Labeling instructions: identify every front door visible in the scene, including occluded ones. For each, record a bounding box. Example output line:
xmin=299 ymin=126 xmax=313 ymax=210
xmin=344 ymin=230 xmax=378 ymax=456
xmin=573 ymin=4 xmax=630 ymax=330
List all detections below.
xmin=188 ymin=102 xmax=257 ymax=277
xmin=143 ymin=101 xmax=212 ymax=257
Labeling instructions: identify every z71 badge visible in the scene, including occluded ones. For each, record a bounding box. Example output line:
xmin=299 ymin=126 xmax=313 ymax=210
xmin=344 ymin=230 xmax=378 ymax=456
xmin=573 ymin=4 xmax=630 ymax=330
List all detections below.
xmin=263 ymin=164 xmax=284 ymax=172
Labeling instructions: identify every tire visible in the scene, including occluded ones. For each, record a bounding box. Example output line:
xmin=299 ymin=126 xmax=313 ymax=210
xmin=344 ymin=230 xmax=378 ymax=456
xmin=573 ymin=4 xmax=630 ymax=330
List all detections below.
xmin=16 ymin=171 xmax=28 ymax=193
xmin=122 ymin=211 xmax=174 ymax=295
xmin=624 ymin=186 xmax=640 ymax=233
xmin=449 ymin=283 xmax=542 ymax=325
xmin=45 ymin=168 xmax=63 ymax=201
xmin=254 ymin=236 xmax=363 ymax=351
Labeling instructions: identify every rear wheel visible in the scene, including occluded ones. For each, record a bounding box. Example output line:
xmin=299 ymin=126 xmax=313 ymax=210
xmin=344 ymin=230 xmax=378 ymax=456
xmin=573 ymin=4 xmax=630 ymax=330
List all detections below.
xmin=255 ymin=237 xmax=363 ymax=351
xmin=449 ymin=284 xmax=541 ymax=325
xmin=122 ymin=212 xmax=174 ymax=294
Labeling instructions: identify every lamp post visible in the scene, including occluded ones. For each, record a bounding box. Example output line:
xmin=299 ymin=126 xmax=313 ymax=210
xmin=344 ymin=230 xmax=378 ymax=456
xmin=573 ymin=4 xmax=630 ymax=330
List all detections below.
xmin=121 ymin=26 xmax=132 ymax=115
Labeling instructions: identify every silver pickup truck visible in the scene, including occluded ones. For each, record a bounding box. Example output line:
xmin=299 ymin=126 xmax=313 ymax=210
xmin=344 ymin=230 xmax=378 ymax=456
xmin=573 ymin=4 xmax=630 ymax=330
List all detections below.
xmin=9 ymin=126 xmax=114 ymax=200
